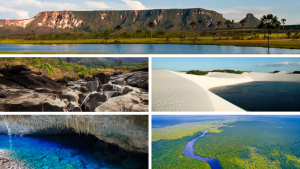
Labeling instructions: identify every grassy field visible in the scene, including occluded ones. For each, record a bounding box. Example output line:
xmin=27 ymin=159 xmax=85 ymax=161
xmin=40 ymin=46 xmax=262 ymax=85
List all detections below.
xmin=1 ymin=33 xmax=300 ymax=51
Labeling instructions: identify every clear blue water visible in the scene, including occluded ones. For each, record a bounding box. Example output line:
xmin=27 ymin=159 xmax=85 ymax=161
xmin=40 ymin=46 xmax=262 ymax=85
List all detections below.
xmin=184 ymin=127 xmax=222 ymax=169
xmin=1 ymin=44 xmax=300 ymax=53
xmin=209 ymin=81 xmax=300 ymax=111
xmin=0 ymin=134 xmax=148 ymax=169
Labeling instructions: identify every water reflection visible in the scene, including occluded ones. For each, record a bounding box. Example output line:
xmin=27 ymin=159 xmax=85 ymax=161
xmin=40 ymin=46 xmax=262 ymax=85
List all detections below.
xmin=1 ymin=44 xmax=300 ymax=54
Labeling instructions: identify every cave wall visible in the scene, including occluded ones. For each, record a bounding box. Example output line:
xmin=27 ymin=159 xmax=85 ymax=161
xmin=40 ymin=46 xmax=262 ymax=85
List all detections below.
xmin=0 ymin=115 xmax=148 ymax=153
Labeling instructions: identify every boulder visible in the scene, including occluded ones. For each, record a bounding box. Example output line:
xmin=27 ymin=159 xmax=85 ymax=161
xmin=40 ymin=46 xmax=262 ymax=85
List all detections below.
xmin=0 ymin=65 xmax=31 ymax=76
xmin=86 ymin=81 xmax=99 ymax=92
xmin=66 ymin=101 xmax=76 ymax=111
xmin=95 ymin=93 xmax=148 ymax=112
xmin=92 ymin=73 xmax=110 ymax=84
xmin=83 ymin=92 xmax=107 ymax=111
xmin=9 ymin=74 xmax=67 ymax=91
xmin=59 ymin=92 xmax=79 ymax=105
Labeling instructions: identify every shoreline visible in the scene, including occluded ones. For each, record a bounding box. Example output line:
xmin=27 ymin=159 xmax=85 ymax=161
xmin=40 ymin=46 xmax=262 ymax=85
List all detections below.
xmin=0 ymin=149 xmax=24 ymax=169
xmin=153 ymin=70 xmax=300 ymax=112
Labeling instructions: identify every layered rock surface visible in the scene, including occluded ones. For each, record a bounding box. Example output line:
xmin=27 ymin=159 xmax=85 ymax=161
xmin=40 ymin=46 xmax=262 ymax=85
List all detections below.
xmin=0 ymin=65 xmax=148 ymax=112
xmin=0 ymin=115 xmax=148 ymax=153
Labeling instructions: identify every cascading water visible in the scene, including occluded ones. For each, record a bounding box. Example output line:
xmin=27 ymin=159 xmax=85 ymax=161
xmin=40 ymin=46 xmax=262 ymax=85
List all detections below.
xmin=5 ymin=121 xmax=13 ymax=150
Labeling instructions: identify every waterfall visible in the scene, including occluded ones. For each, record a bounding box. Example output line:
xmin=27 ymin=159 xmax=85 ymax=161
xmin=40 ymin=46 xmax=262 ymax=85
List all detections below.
xmin=5 ymin=121 xmax=12 ymax=150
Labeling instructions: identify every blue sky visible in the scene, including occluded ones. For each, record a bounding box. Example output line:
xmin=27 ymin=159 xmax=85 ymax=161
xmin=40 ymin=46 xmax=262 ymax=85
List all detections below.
xmin=152 ymin=57 xmax=300 ymax=72
xmin=0 ymin=0 xmax=299 ymax=24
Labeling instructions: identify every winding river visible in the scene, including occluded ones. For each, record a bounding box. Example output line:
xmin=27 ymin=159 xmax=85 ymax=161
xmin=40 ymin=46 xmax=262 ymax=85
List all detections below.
xmin=184 ymin=126 xmax=222 ymax=169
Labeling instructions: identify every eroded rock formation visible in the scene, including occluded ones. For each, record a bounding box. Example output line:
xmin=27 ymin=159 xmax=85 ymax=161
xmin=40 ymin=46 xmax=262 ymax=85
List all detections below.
xmin=0 ymin=11 xmax=83 ymax=29
xmin=0 ymin=115 xmax=148 ymax=153
xmin=0 ymin=65 xmax=148 ymax=112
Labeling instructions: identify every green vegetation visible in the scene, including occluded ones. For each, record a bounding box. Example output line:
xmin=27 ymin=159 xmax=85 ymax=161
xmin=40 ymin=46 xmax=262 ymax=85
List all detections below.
xmin=186 ymin=69 xmax=248 ymax=76
xmin=193 ymin=118 xmax=300 ymax=169
xmin=293 ymin=71 xmax=300 ymax=74
xmin=152 ymin=131 xmax=211 ymax=169
xmin=273 ymin=70 xmax=281 ymax=73
xmin=258 ymin=14 xmax=280 ymax=51
xmin=0 ymin=57 xmax=147 ymax=79
xmin=186 ymin=70 xmax=209 ymax=76
xmin=212 ymin=69 xmax=248 ymax=74
xmin=152 ymin=121 xmax=219 ymax=141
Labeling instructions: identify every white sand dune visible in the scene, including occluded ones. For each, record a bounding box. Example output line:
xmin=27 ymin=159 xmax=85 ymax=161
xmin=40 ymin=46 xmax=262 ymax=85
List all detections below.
xmin=152 ymin=70 xmax=300 ymax=112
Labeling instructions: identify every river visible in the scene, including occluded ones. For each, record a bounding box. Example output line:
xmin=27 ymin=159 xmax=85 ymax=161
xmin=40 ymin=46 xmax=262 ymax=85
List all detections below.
xmin=1 ymin=44 xmax=300 ymax=53
xmin=184 ymin=126 xmax=222 ymax=169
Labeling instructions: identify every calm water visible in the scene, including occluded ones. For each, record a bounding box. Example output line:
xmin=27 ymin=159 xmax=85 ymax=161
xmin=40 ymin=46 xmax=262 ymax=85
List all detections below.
xmin=1 ymin=44 xmax=300 ymax=53
xmin=209 ymin=81 xmax=300 ymax=111
xmin=184 ymin=127 xmax=222 ymax=169
xmin=0 ymin=134 xmax=148 ymax=169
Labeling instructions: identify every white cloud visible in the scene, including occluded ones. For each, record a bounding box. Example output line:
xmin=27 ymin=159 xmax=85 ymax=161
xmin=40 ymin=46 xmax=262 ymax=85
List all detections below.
xmin=217 ymin=6 xmax=273 ymax=21
xmin=258 ymin=62 xmax=300 ymax=67
xmin=84 ymin=1 xmax=109 ymax=9
xmin=4 ymin=0 xmax=79 ymax=10
xmin=0 ymin=6 xmax=29 ymax=19
xmin=121 ymin=0 xmax=147 ymax=10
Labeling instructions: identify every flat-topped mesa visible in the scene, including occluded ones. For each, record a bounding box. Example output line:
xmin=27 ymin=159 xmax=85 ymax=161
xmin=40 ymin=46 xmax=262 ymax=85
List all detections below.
xmin=0 ymin=11 xmax=83 ymax=29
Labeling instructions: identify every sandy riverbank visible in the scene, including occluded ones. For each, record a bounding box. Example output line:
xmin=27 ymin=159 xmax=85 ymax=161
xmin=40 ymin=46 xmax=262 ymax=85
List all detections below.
xmin=152 ymin=70 xmax=300 ymax=112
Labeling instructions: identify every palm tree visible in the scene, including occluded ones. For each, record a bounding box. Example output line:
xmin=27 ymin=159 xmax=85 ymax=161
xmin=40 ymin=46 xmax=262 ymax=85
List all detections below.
xmin=239 ymin=20 xmax=247 ymax=39
xmin=216 ymin=21 xmax=223 ymax=38
xmin=258 ymin=14 xmax=279 ymax=52
xmin=114 ymin=25 xmax=122 ymax=41
xmin=148 ymin=22 xmax=155 ymax=41
xmin=230 ymin=20 xmax=235 ymax=39
xmin=225 ymin=20 xmax=231 ymax=39
xmin=275 ymin=21 xmax=281 ymax=39
xmin=281 ymin=19 xmax=286 ymax=38
xmin=198 ymin=20 xmax=203 ymax=37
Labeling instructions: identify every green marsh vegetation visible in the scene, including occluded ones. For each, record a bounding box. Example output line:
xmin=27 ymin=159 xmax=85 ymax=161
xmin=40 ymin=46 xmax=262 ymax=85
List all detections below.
xmin=293 ymin=71 xmax=300 ymax=74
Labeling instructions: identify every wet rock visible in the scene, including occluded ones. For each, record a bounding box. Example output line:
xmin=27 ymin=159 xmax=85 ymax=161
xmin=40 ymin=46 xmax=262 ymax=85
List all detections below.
xmin=66 ymin=164 xmax=76 ymax=169
xmin=123 ymin=86 xmax=134 ymax=94
xmin=66 ymin=82 xmax=75 ymax=87
xmin=111 ymin=78 xmax=126 ymax=86
xmin=95 ymin=93 xmax=148 ymax=112
xmin=86 ymin=81 xmax=99 ymax=92
xmin=51 ymin=156 xmax=60 ymax=163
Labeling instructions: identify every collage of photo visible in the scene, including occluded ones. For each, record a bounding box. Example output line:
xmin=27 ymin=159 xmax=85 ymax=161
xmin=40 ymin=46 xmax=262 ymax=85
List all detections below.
xmin=1 ymin=0 xmax=300 ymax=168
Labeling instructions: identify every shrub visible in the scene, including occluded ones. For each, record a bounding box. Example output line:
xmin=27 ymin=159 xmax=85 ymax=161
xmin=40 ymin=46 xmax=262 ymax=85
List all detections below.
xmin=293 ymin=71 xmax=300 ymax=74
xmin=273 ymin=70 xmax=280 ymax=73
xmin=186 ymin=70 xmax=209 ymax=76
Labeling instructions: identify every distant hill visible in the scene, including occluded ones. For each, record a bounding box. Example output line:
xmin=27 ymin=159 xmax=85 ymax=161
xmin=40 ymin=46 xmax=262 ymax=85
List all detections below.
xmin=0 ymin=8 xmax=260 ymax=35
xmin=239 ymin=13 xmax=261 ymax=28
xmin=58 ymin=57 xmax=148 ymax=68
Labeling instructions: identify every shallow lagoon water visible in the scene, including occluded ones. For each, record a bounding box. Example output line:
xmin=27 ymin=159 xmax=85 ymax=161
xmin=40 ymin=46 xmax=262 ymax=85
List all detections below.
xmin=0 ymin=134 xmax=148 ymax=169
xmin=209 ymin=81 xmax=300 ymax=111
xmin=1 ymin=44 xmax=300 ymax=53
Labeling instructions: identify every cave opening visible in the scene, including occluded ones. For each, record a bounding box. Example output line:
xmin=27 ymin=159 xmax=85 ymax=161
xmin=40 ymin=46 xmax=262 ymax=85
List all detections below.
xmin=0 ymin=131 xmax=148 ymax=169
